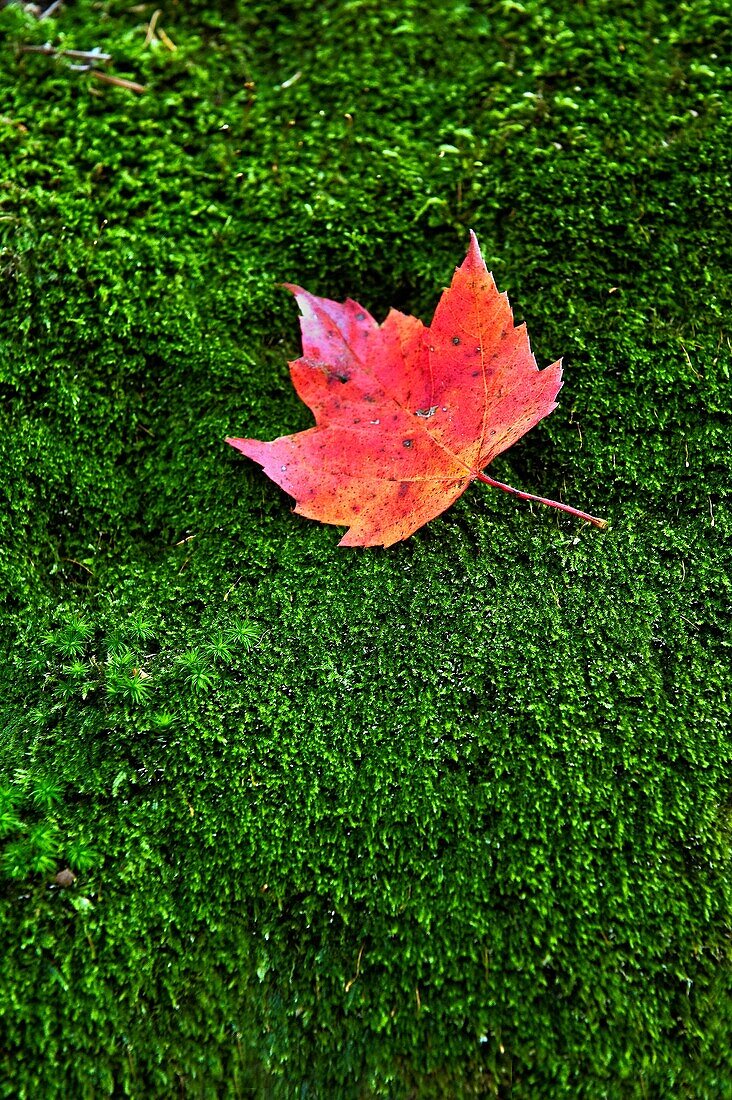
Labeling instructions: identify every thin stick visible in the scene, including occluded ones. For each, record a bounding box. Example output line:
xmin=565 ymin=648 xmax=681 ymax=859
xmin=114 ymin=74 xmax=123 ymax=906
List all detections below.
xmin=39 ymin=1 xmax=64 ymax=21
xmin=91 ymin=71 xmax=146 ymax=93
xmin=158 ymin=26 xmax=177 ymax=52
xmin=61 ymin=47 xmax=112 ymax=62
xmin=476 ymin=471 xmax=608 ymax=529
xmin=21 ymin=45 xmax=112 ymax=62
xmin=61 ymin=557 xmax=95 ymax=575
xmin=145 ymin=9 xmax=162 ymax=47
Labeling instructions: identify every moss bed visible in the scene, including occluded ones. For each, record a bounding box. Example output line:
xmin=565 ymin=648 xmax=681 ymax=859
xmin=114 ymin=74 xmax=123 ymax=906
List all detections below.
xmin=1 ymin=1 xmax=730 ymax=1096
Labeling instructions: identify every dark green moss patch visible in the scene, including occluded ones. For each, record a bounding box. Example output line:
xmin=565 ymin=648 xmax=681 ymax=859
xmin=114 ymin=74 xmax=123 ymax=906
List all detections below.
xmin=1 ymin=1 xmax=731 ymax=1096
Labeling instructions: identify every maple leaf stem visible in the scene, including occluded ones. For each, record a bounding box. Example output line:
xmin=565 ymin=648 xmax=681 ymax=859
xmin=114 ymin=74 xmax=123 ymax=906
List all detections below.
xmin=475 ymin=473 xmax=608 ymax=529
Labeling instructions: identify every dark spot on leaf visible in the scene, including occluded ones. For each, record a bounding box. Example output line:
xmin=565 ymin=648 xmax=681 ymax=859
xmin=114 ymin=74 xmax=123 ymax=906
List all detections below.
xmin=452 ymin=336 xmax=461 ymax=346
xmin=398 ymin=482 xmax=409 ymax=498
xmin=402 ymin=439 xmax=413 ymax=448
xmin=355 ymin=312 xmax=366 ymax=321
xmin=472 ymin=370 xmax=480 ymax=377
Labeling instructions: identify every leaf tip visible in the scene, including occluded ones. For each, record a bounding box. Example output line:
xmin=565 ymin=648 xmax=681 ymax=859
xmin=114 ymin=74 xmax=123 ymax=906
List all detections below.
xmin=226 ymin=436 xmax=258 ymax=457
xmin=466 ymin=228 xmax=484 ymax=267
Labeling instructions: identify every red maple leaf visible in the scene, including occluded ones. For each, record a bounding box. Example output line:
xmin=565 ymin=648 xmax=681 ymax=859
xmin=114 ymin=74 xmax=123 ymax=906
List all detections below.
xmin=227 ymin=233 xmax=606 ymax=546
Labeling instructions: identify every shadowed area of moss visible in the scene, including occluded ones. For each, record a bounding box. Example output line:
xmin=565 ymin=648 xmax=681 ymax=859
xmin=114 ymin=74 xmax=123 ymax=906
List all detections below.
xmin=1 ymin=0 xmax=730 ymax=1096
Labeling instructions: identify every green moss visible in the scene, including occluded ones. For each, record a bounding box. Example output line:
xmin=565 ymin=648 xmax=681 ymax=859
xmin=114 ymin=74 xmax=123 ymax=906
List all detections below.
xmin=1 ymin=0 xmax=731 ymax=1096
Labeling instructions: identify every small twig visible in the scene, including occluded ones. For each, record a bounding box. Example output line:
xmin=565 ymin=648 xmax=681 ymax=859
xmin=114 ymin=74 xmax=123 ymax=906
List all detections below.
xmin=91 ymin=71 xmax=146 ymax=94
xmin=19 ymin=43 xmax=53 ymax=54
xmin=158 ymin=26 xmax=177 ymax=51
xmin=223 ymin=576 xmax=242 ymax=602
xmin=39 ymin=0 xmax=63 ymax=21
xmin=144 ymin=9 xmax=162 ymax=47
xmin=143 ymin=9 xmax=176 ymax=51
xmin=679 ymin=340 xmax=702 ymax=380
xmin=61 ymin=557 xmax=95 ymax=576
xmin=345 ymin=943 xmax=365 ymax=993
xmin=21 ymin=42 xmax=145 ymax=92
xmin=65 ymin=47 xmax=112 ymax=62
xmin=21 ymin=44 xmax=112 ymax=62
